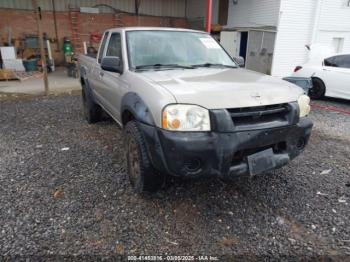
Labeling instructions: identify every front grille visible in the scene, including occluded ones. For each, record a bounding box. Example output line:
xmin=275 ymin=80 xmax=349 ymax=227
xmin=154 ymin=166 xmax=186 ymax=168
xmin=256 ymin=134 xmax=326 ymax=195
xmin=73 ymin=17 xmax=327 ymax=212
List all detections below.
xmin=227 ymin=103 xmax=291 ymax=130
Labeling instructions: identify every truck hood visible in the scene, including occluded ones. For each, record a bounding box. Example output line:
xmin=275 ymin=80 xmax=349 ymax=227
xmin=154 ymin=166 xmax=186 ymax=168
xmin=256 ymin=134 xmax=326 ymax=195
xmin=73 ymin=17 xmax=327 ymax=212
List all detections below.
xmin=139 ymin=68 xmax=303 ymax=109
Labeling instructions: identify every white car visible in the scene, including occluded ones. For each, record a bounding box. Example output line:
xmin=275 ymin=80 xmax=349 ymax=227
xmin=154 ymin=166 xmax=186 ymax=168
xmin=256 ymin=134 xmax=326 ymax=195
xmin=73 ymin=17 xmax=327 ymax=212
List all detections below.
xmin=293 ymin=53 xmax=350 ymax=100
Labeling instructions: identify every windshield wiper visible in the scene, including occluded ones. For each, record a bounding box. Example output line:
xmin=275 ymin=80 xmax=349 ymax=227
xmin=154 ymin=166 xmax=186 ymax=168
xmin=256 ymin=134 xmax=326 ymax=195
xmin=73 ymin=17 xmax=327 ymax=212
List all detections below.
xmin=191 ymin=63 xmax=237 ymax=68
xmin=135 ymin=64 xmax=194 ymax=70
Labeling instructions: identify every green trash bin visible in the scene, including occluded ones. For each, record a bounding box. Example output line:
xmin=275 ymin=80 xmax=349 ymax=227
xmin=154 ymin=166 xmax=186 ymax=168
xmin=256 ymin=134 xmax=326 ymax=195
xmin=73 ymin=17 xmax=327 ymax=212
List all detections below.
xmin=63 ymin=39 xmax=73 ymax=55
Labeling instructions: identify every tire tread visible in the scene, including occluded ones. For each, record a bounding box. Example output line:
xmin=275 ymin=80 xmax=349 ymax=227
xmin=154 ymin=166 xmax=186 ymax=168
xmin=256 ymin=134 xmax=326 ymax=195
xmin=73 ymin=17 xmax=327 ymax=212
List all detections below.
xmin=124 ymin=121 xmax=164 ymax=193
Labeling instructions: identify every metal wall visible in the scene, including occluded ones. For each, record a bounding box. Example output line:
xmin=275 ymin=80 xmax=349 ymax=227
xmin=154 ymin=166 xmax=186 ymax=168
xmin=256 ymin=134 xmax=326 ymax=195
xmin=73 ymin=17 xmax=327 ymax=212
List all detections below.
xmin=245 ymin=30 xmax=276 ymax=75
xmin=185 ymin=0 xmax=218 ymax=30
xmin=0 ymin=0 xmax=187 ymax=17
xmin=226 ymin=0 xmax=281 ymax=28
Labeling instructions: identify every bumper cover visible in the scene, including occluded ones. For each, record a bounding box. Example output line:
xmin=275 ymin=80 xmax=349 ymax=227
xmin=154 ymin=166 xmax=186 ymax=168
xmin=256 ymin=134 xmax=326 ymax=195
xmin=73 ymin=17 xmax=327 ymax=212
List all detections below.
xmin=139 ymin=118 xmax=313 ymax=178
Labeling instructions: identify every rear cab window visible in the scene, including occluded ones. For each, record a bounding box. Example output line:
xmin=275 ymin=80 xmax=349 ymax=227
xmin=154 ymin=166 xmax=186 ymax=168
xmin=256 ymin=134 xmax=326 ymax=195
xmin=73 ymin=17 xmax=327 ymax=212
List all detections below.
xmin=97 ymin=31 xmax=109 ymax=63
xmin=106 ymin=33 xmax=122 ymax=59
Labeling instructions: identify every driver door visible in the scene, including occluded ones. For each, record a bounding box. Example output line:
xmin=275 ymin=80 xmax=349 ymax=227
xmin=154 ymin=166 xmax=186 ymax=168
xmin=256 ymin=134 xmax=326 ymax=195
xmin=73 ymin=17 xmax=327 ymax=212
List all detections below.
xmin=99 ymin=32 xmax=126 ymax=122
xmin=90 ymin=31 xmax=109 ymax=105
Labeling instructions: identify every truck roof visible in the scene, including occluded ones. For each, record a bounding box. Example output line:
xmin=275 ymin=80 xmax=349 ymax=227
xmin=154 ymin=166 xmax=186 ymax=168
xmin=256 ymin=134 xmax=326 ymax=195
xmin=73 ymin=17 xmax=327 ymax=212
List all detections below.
xmin=107 ymin=27 xmax=207 ymax=34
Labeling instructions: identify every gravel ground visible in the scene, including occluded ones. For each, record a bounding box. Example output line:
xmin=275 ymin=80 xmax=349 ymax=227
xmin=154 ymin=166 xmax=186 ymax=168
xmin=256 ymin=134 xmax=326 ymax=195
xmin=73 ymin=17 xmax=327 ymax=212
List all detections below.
xmin=0 ymin=94 xmax=349 ymax=260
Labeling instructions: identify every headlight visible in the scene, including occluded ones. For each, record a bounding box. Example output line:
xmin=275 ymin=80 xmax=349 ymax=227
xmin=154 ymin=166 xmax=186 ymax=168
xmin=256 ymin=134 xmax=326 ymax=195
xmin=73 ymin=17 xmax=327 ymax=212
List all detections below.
xmin=162 ymin=104 xmax=211 ymax=131
xmin=298 ymin=95 xmax=311 ymax=117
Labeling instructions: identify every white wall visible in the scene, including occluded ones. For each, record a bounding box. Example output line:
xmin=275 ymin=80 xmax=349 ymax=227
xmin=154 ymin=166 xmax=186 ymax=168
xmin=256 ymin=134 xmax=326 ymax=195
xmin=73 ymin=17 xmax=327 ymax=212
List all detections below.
xmin=226 ymin=0 xmax=281 ymax=28
xmin=271 ymin=0 xmax=317 ymax=77
xmin=317 ymin=31 xmax=350 ymax=53
xmin=318 ymin=0 xmax=350 ymax=31
xmin=272 ymin=0 xmax=350 ymax=77
xmin=314 ymin=0 xmax=350 ymax=52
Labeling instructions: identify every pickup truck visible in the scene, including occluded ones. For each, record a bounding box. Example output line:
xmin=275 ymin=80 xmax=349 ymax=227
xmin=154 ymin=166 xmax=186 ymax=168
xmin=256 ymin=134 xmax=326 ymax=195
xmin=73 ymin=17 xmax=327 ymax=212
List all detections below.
xmin=79 ymin=27 xmax=313 ymax=193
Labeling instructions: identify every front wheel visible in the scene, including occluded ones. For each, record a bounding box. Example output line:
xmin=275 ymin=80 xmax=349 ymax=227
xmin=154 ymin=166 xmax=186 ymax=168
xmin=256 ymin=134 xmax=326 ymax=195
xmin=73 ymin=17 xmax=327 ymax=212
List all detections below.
xmin=124 ymin=121 xmax=164 ymax=193
xmin=310 ymin=78 xmax=326 ymax=99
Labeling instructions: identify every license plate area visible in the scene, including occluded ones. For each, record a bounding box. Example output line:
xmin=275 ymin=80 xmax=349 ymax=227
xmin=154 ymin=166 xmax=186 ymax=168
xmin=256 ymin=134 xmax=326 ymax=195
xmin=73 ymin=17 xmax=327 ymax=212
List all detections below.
xmin=247 ymin=148 xmax=276 ymax=176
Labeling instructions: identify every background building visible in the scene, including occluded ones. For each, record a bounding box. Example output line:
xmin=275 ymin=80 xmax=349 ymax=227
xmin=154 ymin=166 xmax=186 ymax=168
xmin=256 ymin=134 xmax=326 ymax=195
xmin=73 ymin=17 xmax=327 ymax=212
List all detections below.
xmin=1 ymin=0 xmax=349 ymax=78
xmin=220 ymin=0 xmax=350 ymax=77
xmin=0 ymin=0 xmax=190 ymax=64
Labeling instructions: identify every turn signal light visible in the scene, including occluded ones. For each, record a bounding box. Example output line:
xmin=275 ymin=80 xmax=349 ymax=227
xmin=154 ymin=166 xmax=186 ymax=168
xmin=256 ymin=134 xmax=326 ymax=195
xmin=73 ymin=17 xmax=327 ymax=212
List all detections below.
xmin=162 ymin=111 xmax=168 ymax=129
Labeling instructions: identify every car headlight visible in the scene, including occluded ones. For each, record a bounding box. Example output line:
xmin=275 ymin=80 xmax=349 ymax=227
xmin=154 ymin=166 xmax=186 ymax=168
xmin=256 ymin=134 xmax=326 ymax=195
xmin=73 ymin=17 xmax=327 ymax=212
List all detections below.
xmin=162 ymin=104 xmax=211 ymax=131
xmin=298 ymin=95 xmax=311 ymax=118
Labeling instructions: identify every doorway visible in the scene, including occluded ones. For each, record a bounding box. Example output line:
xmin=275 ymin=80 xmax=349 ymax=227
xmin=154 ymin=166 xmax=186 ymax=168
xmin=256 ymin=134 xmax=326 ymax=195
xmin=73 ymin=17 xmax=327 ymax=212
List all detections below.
xmin=239 ymin=31 xmax=248 ymax=60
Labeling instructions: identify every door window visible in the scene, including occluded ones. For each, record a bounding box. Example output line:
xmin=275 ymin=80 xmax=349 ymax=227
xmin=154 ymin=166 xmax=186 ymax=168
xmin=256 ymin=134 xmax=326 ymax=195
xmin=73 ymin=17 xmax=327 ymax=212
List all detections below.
xmin=98 ymin=32 xmax=109 ymax=63
xmin=106 ymin=33 xmax=122 ymax=58
xmin=324 ymin=55 xmax=350 ymax=69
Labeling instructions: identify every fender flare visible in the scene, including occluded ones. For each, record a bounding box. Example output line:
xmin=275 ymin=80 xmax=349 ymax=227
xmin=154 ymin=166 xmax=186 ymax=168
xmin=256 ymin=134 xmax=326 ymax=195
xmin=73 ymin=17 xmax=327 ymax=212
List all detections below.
xmin=80 ymin=75 xmax=92 ymax=94
xmin=80 ymin=66 xmax=87 ymax=77
xmin=79 ymin=72 xmax=99 ymax=105
xmin=121 ymin=93 xmax=155 ymax=126
xmin=79 ymin=66 xmax=89 ymax=88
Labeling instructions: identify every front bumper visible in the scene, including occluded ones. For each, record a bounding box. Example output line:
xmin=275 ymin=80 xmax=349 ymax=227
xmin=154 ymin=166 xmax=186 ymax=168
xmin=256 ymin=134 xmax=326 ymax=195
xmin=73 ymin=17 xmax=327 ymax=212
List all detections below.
xmin=139 ymin=117 xmax=313 ymax=178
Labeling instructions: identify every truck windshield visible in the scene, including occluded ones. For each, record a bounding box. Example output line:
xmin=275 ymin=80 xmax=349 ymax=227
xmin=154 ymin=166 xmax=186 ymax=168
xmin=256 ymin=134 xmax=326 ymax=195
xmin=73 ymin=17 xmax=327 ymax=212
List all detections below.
xmin=126 ymin=30 xmax=237 ymax=70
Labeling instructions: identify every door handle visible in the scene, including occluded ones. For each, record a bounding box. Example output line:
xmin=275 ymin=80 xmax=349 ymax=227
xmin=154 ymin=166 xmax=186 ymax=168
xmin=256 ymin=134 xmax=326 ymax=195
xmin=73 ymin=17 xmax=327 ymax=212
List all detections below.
xmin=99 ymin=71 xmax=104 ymax=77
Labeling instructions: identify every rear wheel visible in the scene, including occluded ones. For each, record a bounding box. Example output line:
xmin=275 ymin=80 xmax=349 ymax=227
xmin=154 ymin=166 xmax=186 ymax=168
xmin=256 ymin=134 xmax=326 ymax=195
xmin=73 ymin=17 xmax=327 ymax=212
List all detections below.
xmin=82 ymin=87 xmax=102 ymax=124
xmin=124 ymin=120 xmax=164 ymax=193
xmin=310 ymin=78 xmax=326 ymax=99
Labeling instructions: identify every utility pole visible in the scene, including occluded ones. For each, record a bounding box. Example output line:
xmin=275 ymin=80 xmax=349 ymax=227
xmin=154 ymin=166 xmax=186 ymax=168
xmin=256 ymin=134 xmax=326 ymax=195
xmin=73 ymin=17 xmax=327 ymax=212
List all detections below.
xmin=32 ymin=0 xmax=49 ymax=95
xmin=206 ymin=0 xmax=212 ymax=33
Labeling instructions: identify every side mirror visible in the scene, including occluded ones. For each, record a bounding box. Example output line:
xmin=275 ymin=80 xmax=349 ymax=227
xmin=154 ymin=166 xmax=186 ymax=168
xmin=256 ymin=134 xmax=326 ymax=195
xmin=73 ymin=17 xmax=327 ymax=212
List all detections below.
xmin=101 ymin=57 xmax=123 ymax=74
xmin=234 ymin=56 xmax=245 ymax=67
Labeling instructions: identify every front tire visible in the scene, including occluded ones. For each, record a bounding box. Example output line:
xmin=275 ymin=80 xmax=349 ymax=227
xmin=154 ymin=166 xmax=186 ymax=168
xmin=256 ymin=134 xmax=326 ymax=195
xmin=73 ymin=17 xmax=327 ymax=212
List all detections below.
xmin=310 ymin=78 xmax=326 ymax=99
xmin=124 ymin=121 xmax=164 ymax=193
xmin=82 ymin=87 xmax=102 ymax=124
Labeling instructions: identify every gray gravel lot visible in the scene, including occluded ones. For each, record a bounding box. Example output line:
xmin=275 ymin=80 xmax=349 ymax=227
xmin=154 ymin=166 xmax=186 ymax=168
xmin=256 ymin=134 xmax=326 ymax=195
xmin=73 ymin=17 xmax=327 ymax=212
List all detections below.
xmin=0 ymin=94 xmax=349 ymax=259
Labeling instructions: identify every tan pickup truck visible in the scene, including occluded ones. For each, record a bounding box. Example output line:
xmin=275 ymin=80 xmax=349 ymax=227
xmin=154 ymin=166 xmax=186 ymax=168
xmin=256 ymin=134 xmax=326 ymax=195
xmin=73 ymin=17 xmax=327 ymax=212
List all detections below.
xmin=79 ymin=27 xmax=313 ymax=193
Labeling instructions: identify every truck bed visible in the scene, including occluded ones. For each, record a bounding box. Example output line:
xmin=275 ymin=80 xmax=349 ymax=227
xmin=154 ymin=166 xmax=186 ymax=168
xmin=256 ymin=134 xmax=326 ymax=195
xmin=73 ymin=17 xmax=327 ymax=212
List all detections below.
xmin=78 ymin=54 xmax=97 ymax=76
xmin=79 ymin=54 xmax=96 ymax=64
